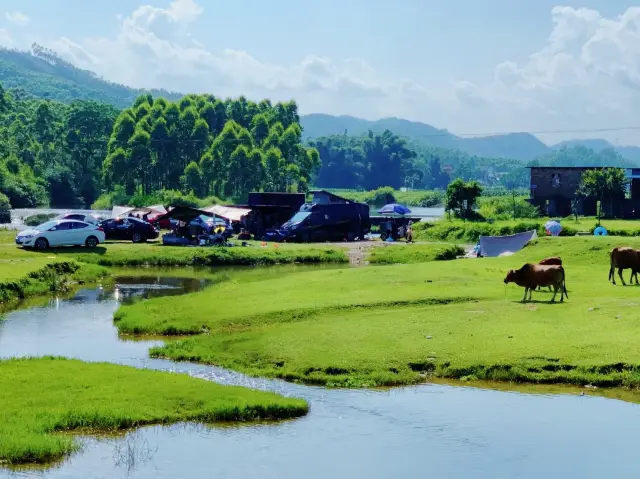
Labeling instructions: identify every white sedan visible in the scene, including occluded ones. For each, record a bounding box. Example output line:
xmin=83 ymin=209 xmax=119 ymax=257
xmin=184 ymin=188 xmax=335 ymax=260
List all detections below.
xmin=16 ymin=220 xmax=106 ymax=249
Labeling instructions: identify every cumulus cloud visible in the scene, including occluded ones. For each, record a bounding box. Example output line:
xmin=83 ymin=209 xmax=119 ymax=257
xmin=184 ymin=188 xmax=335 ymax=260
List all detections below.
xmin=465 ymin=6 xmax=640 ymax=143
xmin=5 ymin=11 xmax=30 ymax=26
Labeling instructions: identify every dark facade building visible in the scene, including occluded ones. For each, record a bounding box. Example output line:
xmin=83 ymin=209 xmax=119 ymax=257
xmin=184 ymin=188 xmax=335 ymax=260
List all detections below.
xmin=528 ymin=166 xmax=640 ymax=218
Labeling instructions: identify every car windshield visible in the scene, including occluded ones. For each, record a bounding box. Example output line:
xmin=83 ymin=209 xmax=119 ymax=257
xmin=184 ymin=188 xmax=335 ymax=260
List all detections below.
xmin=33 ymin=221 xmax=58 ymax=231
xmin=287 ymin=212 xmax=310 ymax=225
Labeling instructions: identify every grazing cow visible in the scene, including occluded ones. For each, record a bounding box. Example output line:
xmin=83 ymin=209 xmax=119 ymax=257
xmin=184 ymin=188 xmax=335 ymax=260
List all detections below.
xmin=609 ymin=247 xmax=640 ymax=286
xmin=536 ymin=257 xmax=563 ymax=291
xmin=504 ymin=263 xmax=568 ymax=302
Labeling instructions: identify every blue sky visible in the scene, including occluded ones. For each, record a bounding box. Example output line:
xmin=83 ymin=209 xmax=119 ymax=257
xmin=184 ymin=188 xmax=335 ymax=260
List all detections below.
xmin=2 ymin=0 xmax=640 ymax=144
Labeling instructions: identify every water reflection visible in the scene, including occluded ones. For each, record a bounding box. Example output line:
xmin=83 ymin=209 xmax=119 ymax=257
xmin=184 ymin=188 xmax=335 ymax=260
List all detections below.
xmin=2 ymin=275 xmax=640 ymax=478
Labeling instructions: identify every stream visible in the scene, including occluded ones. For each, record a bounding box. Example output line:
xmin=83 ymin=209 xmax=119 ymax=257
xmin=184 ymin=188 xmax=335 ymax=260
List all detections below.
xmin=1 ymin=269 xmax=640 ymax=478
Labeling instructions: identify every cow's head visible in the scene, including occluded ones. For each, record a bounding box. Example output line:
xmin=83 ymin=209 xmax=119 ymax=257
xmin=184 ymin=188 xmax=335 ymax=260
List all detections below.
xmin=504 ymin=269 xmax=517 ymax=284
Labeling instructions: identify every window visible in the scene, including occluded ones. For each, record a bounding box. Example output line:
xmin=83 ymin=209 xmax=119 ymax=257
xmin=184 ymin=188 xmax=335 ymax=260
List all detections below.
xmin=67 ymin=214 xmax=84 ymax=221
xmin=71 ymin=222 xmax=88 ymax=229
xmin=52 ymin=222 xmax=72 ymax=231
xmin=551 ymin=173 xmax=561 ymax=188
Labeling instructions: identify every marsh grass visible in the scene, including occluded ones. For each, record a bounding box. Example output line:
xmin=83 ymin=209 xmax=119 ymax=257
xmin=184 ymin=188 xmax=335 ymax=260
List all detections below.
xmin=0 ymin=357 xmax=307 ymax=465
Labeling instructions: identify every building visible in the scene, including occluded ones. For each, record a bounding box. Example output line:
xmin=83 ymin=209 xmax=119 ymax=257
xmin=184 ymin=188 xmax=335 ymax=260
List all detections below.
xmin=528 ymin=166 xmax=640 ymax=218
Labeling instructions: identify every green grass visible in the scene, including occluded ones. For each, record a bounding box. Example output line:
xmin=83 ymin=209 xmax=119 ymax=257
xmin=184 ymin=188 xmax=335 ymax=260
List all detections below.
xmin=0 ymin=357 xmax=307 ymax=465
xmin=29 ymin=241 xmax=348 ymax=267
xmin=112 ymin=235 xmax=640 ymax=388
xmin=413 ymin=217 xmax=640 ymax=243
xmin=368 ymin=244 xmax=465 ymax=264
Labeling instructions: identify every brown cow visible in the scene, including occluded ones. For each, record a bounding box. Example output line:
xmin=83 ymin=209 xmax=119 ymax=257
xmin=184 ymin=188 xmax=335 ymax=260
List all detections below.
xmin=609 ymin=247 xmax=640 ymax=286
xmin=536 ymin=257 xmax=562 ymax=291
xmin=504 ymin=263 xmax=568 ymax=302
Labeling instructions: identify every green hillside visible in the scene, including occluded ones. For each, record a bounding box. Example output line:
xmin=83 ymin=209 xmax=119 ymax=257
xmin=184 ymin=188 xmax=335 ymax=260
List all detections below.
xmin=0 ymin=45 xmax=182 ymax=108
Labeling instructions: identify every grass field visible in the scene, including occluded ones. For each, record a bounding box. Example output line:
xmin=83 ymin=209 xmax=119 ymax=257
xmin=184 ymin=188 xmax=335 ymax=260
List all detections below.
xmin=0 ymin=357 xmax=307 ymax=465
xmin=414 ymin=217 xmax=640 ymax=243
xmin=368 ymin=243 xmax=464 ymax=264
xmin=109 ymin=235 xmax=640 ymax=388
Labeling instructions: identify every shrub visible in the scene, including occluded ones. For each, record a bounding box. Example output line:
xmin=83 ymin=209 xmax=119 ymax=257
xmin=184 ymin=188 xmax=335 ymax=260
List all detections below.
xmin=23 ymin=213 xmax=57 ymax=226
xmin=478 ymin=197 xmax=539 ymax=220
xmin=0 ymin=192 xmax=10 ymax=223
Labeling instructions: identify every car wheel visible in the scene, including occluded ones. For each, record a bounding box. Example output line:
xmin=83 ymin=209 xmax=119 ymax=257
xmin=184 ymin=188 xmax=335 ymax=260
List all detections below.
xmin=132 ymin=233 xmax=143 ymax=243
xmin=35 ymin=238 xmax=49 ymax=250
xmin=85 ymin=236 xmax=98 ymax=248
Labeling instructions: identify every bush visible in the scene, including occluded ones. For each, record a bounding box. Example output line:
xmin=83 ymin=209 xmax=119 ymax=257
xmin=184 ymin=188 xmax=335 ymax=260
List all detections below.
xmin=23 ymin=213 xmax=57 ymax=226
xmin=0 ymin=192 xmax=10 ymax=223
xmin=478 ymin=197 xmax=539 ymax=220
xmin=415 ymin=191 xmax=444 ymax=207
xmin=362 ymin=187 xmax=396 ymax=206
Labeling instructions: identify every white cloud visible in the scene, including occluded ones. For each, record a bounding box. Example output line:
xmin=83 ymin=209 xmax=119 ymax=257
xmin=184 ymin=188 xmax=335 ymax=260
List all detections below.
xmin=463 ymin=6 xmax=640 ymax=144
xmin=5 ymin=11 xmax=30 ymax=26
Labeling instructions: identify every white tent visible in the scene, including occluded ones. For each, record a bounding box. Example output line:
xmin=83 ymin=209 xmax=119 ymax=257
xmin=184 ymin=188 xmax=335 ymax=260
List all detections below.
xmin=111 ymin=204 xmax=167 ymax=218
xmin=478 ymin=230 xmax=538 ymax=258
xmin=203 ymin=205 xmax=251 ymax=222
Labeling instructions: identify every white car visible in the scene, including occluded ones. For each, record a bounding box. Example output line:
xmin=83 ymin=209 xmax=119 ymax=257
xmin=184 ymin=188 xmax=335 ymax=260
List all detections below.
xmin=16 ymin=220 xmax=105 ymax=249
xmin=54 ymin=213 xmax=100 ymax=225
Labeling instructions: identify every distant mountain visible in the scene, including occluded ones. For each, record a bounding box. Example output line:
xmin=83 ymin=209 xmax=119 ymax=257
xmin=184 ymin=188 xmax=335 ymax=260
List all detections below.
xmin=301 ymin=114 xmax=548 ymax=161
xmin=0 ymin=44 xmax=182 ymax=108
xmin=551 ymin=139 xmax=640 ymax=164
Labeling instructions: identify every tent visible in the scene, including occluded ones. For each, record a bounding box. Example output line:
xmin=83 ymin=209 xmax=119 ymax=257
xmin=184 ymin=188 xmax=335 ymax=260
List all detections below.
xmin=478 ymin=230 xmax=538 ymax=258
xmin=203 ymin=205 xmax=251 ymax=222
xmin=154 ymin=205 xmax=213 ymax=223
xmin=111 ymin=204 xmax=167 ymax=218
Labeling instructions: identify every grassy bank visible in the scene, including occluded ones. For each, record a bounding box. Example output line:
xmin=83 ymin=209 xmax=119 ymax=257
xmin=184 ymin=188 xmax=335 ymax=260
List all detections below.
xmin=113 ymin=235 xmax=640 ymax=388
xmin=367 ymin=243 xmax=464 ymax=264
xmin=0 ymin=357 xmax=307 ymax=465
xmin=413 ymin=217 xmax=640 ymax=243
xmin=49 ymin=241 xmax=348 ymax=267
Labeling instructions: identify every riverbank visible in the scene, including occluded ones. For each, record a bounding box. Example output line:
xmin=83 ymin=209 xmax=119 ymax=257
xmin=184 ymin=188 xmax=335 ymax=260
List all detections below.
xmin=114 ymin=235 xmax=640 ymax=388
xmin=0 ymin=357 xmax=307 ymax=465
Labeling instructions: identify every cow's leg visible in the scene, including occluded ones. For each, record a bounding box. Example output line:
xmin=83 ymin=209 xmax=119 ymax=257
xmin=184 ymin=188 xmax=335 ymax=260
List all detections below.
xmin=551 ymin=285 xmax=558 ymax=302
xmin=528 ymin=287 xmax=534 ymax=301
xmin=619 ymin=268 xmax=627 ymax=286
xmin=521 ymin=287 xmax=528 ymax=302
xmin=610 ymin=265 xmax=616 ymax=284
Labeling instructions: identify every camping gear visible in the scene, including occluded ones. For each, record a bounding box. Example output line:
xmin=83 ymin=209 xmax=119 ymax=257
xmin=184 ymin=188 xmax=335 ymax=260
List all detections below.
xmin=544 ymin=220 xmax=562 ymax=236
xmin=203 ymin=205 xmax=251 ymax=222
xmin=478 ymin=230 xmax=538 ymax=258
xmin=594 ymin=226 xmax=608 ymax=236
xmin=378 ymin=204 xmax=412 ymax=215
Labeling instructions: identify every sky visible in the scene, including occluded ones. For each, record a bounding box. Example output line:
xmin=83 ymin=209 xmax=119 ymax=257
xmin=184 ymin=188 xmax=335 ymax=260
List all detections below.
xmin=1 ymin=0 xmax=640 ymax=145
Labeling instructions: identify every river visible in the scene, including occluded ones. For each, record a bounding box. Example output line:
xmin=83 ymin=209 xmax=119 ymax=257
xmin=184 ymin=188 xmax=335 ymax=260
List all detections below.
xmin=1 ymin=271 xmax=639 ymax=478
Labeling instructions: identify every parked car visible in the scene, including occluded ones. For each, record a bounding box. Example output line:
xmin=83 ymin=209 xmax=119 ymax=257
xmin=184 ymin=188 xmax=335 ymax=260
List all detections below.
xmin=54 ymin=213 xmax=100 ymax=224
xmin=99 ymin=217 xmax=160 ymax=243
xmin=16 ymin=220 xmax=105 ymax=249
xmin=169 ymin=215 xmax=233 ymax=238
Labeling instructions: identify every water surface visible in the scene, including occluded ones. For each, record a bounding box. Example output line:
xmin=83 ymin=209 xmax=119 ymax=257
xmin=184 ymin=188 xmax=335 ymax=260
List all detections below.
xmin=1 ymin=274 xmax=640 ymax=479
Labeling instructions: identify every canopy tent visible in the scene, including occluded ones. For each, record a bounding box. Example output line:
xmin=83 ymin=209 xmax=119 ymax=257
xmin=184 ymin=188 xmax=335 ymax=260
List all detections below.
xmin=203 ymin=205 xmax=251 ymax=222
xmin=154 ymin=205 xmax=213 ymax=223
xmin=478 ymin=230 xmax=538 ymax=258
xmin=111 ymin=204 xmax=167 ymax=218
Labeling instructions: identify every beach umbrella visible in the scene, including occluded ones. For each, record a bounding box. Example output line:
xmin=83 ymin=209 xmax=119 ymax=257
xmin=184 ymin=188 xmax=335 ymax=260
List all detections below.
xmin=544 ymin=220 xmax=562 ymax=236
xmin=594 ymin=226 xmax=608 ymax=236
xmin=377 ymin=203 xmax=412 ymax=215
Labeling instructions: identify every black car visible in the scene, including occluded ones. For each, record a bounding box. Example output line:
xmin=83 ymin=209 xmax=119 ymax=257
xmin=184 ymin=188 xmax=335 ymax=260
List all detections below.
xmin=99 ymin=217 xmax=159 ymax=243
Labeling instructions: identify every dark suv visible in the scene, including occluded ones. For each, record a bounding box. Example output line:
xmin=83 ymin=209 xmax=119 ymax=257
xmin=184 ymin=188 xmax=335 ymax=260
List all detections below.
xmin=99 ymin=217 xmax=159 ymax=243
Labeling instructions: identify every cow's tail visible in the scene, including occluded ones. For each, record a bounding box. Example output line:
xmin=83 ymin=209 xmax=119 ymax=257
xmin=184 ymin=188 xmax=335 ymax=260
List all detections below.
xmin=562 ymin=266 xmax=569 ymax=300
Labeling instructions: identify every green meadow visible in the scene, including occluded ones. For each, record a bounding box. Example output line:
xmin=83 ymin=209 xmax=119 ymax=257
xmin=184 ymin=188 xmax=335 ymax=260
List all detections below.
xmin=0 ymin=357 xmax=307 ymax=465
xmin=111 ymin=236 xmax=640 ymax=388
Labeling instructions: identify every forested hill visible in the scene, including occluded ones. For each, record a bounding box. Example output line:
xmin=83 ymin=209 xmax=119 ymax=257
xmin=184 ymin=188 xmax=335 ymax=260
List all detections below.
xmin=300 ymin=113 xmax=640 ymax=163
xmin=0 ymin=45 xmax=182 ymax=108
